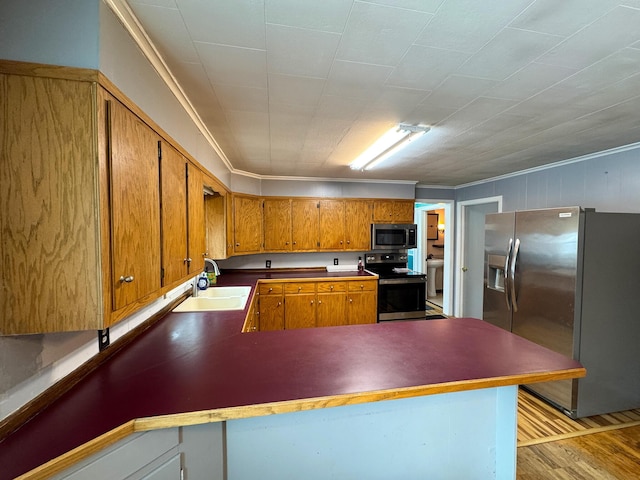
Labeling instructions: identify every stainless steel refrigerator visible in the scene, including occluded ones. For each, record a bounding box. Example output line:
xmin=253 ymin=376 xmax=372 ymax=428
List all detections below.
xmin=484 ymin=206 xmax=640 ymax=418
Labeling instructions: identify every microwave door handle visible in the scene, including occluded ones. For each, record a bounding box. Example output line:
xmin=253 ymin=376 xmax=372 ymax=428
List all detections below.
xmin=504 ymin=238 xmax=513 ymax=310
xmin=510 ymin=238 xmax=520 ymax=312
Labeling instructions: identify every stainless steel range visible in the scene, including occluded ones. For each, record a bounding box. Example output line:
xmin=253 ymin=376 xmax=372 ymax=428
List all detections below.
xmin=364 ymin=252 xmax=428 ymax=321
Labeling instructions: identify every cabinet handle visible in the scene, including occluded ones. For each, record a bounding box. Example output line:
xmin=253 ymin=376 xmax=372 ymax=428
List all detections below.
xmin=285 ymin=242 xmax=289 ymax=245
xmin=184 ymin=257 xmax=192 ymax=265
xmin=330 ymin=285 xmax=334 ymax=290
xmin=119 ymin=275 xmax=134 ymax=283
xmin=268 ymin=287 xmax=273 ymax=292
xmin=311 ymin=300 xmax=314 ymax=305
xmin=235 ymin=243 xmax=240 ymax=247
xmin=349 ymin=298 xmax=353 ymax=303
xmin=318 ymin=300 xmax=322 ymax=304
xmin=293 ymin=241 xmax=297 ymax=245
xmin=278 ymin=302 xmax=281 ymax=306
xmin=346 ymin=240 xmax=350 ymax=244
xmin=298 ymin=287 xmax=302 ymax=291
xmin=360 ymin=284 xmax=364 ymax=289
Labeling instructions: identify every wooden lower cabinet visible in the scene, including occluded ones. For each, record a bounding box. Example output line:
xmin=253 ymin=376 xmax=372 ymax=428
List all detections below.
xmin=252 ymin=279 xmax=377 ymax=331
xmin=258 ymin=283 xmax=284 ymax=331
xmin=284 ymin=282 xmax=316 ymax=329
xmin=317 ymin=281 xmax=347 ymax=327
xmin=347 ymin=280 xmax=378 ymax=325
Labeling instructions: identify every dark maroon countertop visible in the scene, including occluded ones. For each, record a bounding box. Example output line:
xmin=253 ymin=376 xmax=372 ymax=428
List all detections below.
xmin=0 ymin=270 xmax=584 ymax=479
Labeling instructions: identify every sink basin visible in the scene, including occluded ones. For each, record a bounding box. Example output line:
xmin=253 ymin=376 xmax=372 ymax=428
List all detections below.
xmin=172 ymin=286 xmax=252 ymax=312
xmin=426 ymin=259 xmax=444 ymax=268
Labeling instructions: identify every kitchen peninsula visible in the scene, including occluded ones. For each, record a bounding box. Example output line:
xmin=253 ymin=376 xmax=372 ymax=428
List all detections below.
xmin=0 ymin=271 xmax=585 ymax=480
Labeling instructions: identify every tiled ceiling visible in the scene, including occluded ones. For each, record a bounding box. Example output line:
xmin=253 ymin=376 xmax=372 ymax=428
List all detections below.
xmin=125 ymin=0 xmax=640 ymax=186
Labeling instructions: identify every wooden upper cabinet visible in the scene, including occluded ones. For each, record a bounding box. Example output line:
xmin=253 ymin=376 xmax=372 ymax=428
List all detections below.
xmin=159 ymin=140 xmax=188 ymax=289
xmin=373 ymin=200 xmax=415 ymax=223
xmin=263 ymin=198 xmax=292 ymax=252
xmin=0 ymin=73 xmax=105 ymax=334
xmin=291 ymin=199 xmax=319 ymax=251
xmin=108 ymin=96 xmax=162 ymax=313
xmin=345 ymin=200 xmax=373 ymax=250
xmin=319 ymin=200 xmax=345 ymax=250
xmin=187 ymin=162 xmax=206 ymax=272
xmin=394 ymin=200 xmax=415 ymax=223
xmin=233 ymin=194 xmax=262 ymax=254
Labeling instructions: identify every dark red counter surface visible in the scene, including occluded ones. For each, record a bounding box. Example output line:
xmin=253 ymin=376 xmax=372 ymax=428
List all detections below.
xmin=0 ymin=270 xmax=584 ymax=479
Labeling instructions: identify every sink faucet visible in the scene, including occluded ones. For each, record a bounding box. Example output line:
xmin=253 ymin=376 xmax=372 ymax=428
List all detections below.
xmin=205 ymin=258 xmax=221 ymax=276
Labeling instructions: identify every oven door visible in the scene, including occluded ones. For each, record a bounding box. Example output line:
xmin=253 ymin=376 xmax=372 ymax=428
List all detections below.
xmin=377 ymin=277 xmax=427 ymax=321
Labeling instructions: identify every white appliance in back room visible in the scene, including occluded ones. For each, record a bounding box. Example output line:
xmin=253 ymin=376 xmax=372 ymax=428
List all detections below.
xmin=483 ymin=206 xmax=640 ymax=418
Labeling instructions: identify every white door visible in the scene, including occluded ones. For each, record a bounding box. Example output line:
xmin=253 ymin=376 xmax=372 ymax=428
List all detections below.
xmin=457 ymin=199 xmax=500 ymax=318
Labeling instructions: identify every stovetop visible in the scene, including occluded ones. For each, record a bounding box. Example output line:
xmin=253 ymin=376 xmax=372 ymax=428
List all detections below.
xmin=364 ymin=252 xmax=426 ymax=279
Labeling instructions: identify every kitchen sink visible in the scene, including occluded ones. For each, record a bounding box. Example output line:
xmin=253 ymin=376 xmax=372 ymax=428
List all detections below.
xmin=172 ymin=286 xmax=252 ymax=312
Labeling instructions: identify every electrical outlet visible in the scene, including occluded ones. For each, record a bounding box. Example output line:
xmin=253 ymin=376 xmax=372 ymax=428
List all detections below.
xmin=334 ymin=258 xmax=339 ymax=265
xmin=266 ymin=260 xmax=271 ymax=268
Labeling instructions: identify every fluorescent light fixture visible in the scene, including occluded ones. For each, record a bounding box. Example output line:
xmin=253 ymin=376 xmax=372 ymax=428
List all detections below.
xmin=350 ymin=124 xmax=430 ymax=171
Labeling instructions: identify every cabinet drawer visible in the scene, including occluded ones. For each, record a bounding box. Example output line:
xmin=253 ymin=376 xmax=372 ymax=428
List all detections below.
xmin=348 ymin=280 xmax=377 ymax=292
xmin=284 ymin=282 xmax=316 ymax=294
xmin=259 ymin=283 xmax=283 ymax=295
xmin=316 ymin=281 xmax=347 ymax=293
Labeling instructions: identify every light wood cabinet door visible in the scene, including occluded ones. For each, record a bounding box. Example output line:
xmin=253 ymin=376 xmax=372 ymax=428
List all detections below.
xmin=160 ymin=141 xmax=188 ymax=288
xmin=348 ymin=280 xmax=378 ymax=325
xmin=187 ymin=162 xmax=206 ymax=272
xmin=394 ymin=200 xmax=415 ymax=223
xmin=284 ymin=294 xmax=316 ymax=329
xmin=373 ymin=200 xmax=414 ymax=223
xmin=372 ymin=200 xmax=395 ymax=222
xmin=345 ymin=200 xmax=373 ymax=250
xmin=263 ymin=198 xmax=292 ymax=251
xmin=317 ymin=293 xmax=347 ymax=327
xmin=259 ymin=294 xmax=284 ymax=331
xmin=284 ymin=282 xmax=316 ymax=329
xmin=319 ymin=200 xmax=345 ymax=250
xmin=0 ymin=74 xmax=103 ymax=334
xmin=109 ymin=98 xmax=161 ymax=312
xmin=291 ymin=199 xmax=319 ymax=251
xmin=233 ymin=194 xmax=262 ymax=254
xmin=226 ymin=193 xmax=235 ymax=257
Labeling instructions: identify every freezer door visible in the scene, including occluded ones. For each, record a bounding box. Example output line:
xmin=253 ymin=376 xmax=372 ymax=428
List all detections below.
xmin=511 ymin=207 xmax=581 ymax=410
xmin=483 ymin=212 xmax=515 ymax=331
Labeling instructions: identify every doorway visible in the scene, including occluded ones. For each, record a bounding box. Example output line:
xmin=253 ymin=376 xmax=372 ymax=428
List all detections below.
xmin=455 ymin=197 xmax=502 ymax=318
xmin=414 ymin=200 xmax=454 ymax=315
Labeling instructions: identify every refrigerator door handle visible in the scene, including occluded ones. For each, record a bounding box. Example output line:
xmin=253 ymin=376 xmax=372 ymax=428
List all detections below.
xmin=510 ymin=238 xmax=520 ymax=312
xmin=504 ymin=238 xmax=513 ymax=310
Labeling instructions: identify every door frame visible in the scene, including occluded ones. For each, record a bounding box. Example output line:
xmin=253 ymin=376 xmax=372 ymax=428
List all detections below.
xmin=414 ymin=199 xmax=454 ymax=315
xmin=454 ymin=196 xmax=502 ymax=317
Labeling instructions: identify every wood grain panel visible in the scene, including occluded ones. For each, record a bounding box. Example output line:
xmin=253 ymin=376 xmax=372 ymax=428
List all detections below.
xmin=187 ymin=162 xmax=205 ymax=272
xmin=159 ymin=141 xmax=188 ymax=288
xmin=345 ymin=200 xmax=372 ymax=250
xmin=0 ymin=74 xmax=102 ymax=334
xmin=204 ymin=194 xmax=226 ymax=260
xmin=108 ymin=98 xmax=161 ymax=311
xmin=263 ymin=198 xmax=292 ymax=251
xmin=233 ymin=195 xmax=262 ymax=253
xmin=317 ymin=292 xmax=347 ymax=327
xmin=319 ymin=199 xmax=345 ymax=250
xmin=291 ymin=199 xmax=319 ymax=251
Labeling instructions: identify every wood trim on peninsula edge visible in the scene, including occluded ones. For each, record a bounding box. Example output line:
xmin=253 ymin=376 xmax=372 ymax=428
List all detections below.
xmin=15 ymin=366 xmax=585 ymax=480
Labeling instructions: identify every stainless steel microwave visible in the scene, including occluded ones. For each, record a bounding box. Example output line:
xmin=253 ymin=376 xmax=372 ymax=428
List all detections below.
xmin=371 ymin=224 xmax=418 ymax=250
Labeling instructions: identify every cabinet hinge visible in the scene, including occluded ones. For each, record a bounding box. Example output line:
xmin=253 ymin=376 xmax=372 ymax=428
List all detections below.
xmin=317 ymin=202 xmax=320 ymax=208
xmin=157 ymin=141 xmax=162 ymax=160
xmin=160 ymin=267 xmax=165 ymax=279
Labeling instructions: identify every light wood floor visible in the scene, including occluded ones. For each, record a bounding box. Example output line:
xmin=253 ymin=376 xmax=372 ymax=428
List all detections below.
xmin=517 ymin=389 xmax=640 ymax=478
